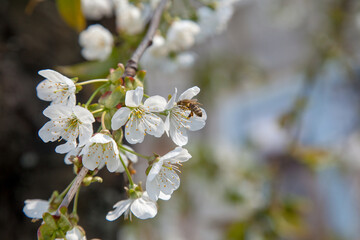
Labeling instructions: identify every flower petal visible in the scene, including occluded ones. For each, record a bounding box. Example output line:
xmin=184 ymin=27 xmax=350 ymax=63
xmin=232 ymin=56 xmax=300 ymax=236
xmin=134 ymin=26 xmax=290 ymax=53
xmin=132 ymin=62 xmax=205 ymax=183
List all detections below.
xmin=105 ymin=152 xmax=120 ymax=172
xmin=106 ymin=199 xmax=132 ymax=221
xmin=38 ymin=121 xmax=59 ymax=142
xmin=125 ymin=87 xmax=143 ymax=107
xmin=143 ymin=113 xmax=164 ymax=137
xmin=146 ymin=177 xmax=161 ymax=201
xmin=131 ymin=194 xmax=157 ymax=219
xmin=144 ymin=95 xmax=167 ymax=112
xmin=38 ymin=69 xmax=74 ymax=87
xmin=159 ymin=192 xmax=171 ymax=201
xmin=178 ymin=86 xmax=200 ymax=100
xmin=73 ymin=106 xmax=95 ymax=124
xmin=165 ymin=88 xmax=177 ymax=110
xmin=89 ymin=133 xmax=112 ymax=144
xmin=55 ymin=141 xmax=76 ymax=154
xmin=78 ymin=124 xmax=93 ymax=146
xmin=43 ymin=104 xmax=72 ymax=119
xmin=164 ymin=115 xmax=170 ymax=136
xmin=188 ymin=108 xmax=207 ymax=131
xmin=159 ymin=168 xmax=180 ymax=195
xmin=81 ymin=144 xmax=99 ymax=171
xmin=160 ymin=147 xmax=183 ymax=161
xmin=111 ymin=107 xmax=131 ymax=130
xmin=23 ymin=199 xmax=49 ymax=219
xmin=170 ymin=125 xmax=188 ymax=146
xmin=147 ymin=159 xmax=164 ymax=182
xmin=64 ymin=147 xmax=81 ymax=165
xmin=168 ymin=147 xmax=191 ymax=163
xmin=125 ymin=117 xmax=145 ymax=144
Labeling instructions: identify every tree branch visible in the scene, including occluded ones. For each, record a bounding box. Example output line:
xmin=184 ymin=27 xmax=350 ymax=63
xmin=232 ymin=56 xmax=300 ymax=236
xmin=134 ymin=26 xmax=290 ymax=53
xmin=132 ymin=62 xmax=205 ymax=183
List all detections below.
xmin=55 ymin=167 xmax=89 ymax=216
xmin=123 ymin=0 xmax=168 ymax=78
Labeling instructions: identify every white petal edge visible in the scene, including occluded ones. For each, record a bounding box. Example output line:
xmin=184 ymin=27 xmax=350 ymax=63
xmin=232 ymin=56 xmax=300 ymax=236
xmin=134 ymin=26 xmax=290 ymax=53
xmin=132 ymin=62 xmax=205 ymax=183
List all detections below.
xmin=125 ymin=87 xmax=143 ymax=107
xmin=131 ymin=194 xmax=157 ymax=219
xmin=144 ymin=95 xmax=167 ymax=112
xmin=106 ymin=199 xmax=132 ymax=221
xmin=178 ymin=86 xmax=200 ymax=100
xmin=23 ymin=199 xmax=49 ymax=219
xmin=111 ymin=107 xmax=131 ymax=130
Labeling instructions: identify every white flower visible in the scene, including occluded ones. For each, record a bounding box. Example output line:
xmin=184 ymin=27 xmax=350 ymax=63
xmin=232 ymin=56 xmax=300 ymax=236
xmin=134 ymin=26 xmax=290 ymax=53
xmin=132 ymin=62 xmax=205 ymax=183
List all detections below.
xmin=146 ymin=147 xmax=191 ymax=201
xmin=165 ymin=87 xmax=207 ymax=146
xmin=175 ymin=52 xmax=197 ymax=69
xmin=38 ymin=105 xmax=95 ymax=153
xmin=115 ymin=0 xmax=149 ymax=35
xmin=81 ymin=0 xmax=112 ymax=20
xmin=106 ymin=191 xmax=157 ymax=220
xmin=79 ymin=24 xmax=114 ymax=61
xmin=23 ymin=199 xmax=49 ymax=219
xmin=111 ymin=87 xmax=166 ymax=144
xmin=166 ymin=20 xmax=200 ymax=52
xmin=80 ymin=133 xmax=120 ymax=172
xmin=64 ymin=146 xmax=82 ymax=165
xmin=116 ymin=145 xmax=138 ymax=173
xmin=36 ymin=69 xmax=76 ymax=106
xmin=196 ymin=5 xmax=234 ymax=41
xmin=65 ymin=226 xmax=87 ymax=240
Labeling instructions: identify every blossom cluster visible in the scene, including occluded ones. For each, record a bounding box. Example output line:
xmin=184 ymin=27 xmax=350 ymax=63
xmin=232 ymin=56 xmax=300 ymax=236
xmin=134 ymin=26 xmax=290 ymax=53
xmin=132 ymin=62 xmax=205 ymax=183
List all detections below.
xmin=77 ymin=0 xmax=242 ymax=72
xmin=24 ymin=66 xmax=206 ymax=238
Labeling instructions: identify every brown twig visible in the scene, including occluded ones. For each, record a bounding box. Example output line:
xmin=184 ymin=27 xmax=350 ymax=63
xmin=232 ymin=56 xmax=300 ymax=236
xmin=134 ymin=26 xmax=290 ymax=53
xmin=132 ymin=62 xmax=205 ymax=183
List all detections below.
xmin=122 ymin=0 xmax=169 ymax=78
xmin=55 ymin=167 xmax=89 ymax=216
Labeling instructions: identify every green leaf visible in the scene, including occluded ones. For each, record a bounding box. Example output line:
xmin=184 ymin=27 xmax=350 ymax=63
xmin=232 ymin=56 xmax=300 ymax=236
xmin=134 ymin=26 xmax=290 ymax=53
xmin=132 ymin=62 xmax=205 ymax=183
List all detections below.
xmin=38 ymin=224 xmax=54 ymax=240
xmin=104 ymin=86 xmax=125 ymax=109
xmin=56 ymin=0 xmax=85 ymax=32
xmin=42 ymin=213 xmax=57 ymax=230
xmin=58 ymin=213 xmax=72 ymax=232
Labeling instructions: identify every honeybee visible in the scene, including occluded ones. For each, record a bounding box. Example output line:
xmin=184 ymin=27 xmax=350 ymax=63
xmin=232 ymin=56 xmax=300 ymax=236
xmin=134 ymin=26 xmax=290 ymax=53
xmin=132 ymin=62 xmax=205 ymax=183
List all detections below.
xmin=177 ymin=99 xmax=203 ymax=118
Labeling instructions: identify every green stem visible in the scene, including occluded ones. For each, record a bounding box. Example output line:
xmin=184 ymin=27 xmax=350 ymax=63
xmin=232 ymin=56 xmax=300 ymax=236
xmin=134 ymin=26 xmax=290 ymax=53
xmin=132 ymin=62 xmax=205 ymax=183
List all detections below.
xmin=101 ymin=111 xmax=107 ymax=130
xmin=85 ymin=83 xmax=110 ymax=108
xmin=143 ymin=94 xmax=150 ymax=98
xmin=76 ymin=79 xmax=109 ymax=86
xmin=91 ymin=108 xmax=104 ymax=114
xmin=119 ymin=145 xmax=151 ymax=160
xmin=59 ymin=177 xmax=76 ymax=199
xmin=72 ymin=187 xmax=80 ymax=214
xmin=119 ymin=153 xmax=134 ymax=187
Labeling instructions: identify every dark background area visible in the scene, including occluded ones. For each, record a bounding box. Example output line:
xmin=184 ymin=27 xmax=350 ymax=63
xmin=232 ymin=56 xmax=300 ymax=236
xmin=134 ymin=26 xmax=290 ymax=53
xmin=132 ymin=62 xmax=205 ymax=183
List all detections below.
xmin=0 ymin=1 xmax=124 ymax=239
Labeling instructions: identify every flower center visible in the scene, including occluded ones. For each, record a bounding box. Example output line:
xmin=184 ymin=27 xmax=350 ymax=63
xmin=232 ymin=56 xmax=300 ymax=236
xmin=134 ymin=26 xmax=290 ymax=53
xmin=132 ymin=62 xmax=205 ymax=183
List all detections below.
xmin=65 ymin=116 xmax=80 ymax=132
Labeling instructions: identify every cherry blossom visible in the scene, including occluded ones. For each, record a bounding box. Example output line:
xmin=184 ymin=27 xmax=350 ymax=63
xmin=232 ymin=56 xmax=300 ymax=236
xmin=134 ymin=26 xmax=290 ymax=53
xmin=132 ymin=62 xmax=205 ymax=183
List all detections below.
xmin=146 ymin=147 xmax=191 ymax=201
xmin=114 ymin=0 xmax=148 ymax=35
xmin=81 ymin=0 xmax=112 ymax=20
xmin=111 ymin=87 xmax=166 ymax=144
xmin=23 ymin=199 xmax=49 ymax=219
xmin=79 ymin=24 xmax=114 ymax=61
xmin=80 ymin=133 xmax=120 ymax=172
xmin=164 ymin=87 xmax=207 ymax=146
xmin=106 ymin=191 xmax=157 ymax=221
xmin=166 ymin=20 xmax=200 ymax=52
xmin=38 ymin=105 xmax=95 ymax=153
xmin=36 ymin=69 xmax=76 ymax=106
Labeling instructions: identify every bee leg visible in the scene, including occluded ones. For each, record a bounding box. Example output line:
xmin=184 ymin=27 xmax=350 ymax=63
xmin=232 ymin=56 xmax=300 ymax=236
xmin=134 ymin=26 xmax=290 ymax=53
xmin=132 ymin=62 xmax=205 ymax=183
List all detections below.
xmin=187 ymin=111 xmax=193 ymax=119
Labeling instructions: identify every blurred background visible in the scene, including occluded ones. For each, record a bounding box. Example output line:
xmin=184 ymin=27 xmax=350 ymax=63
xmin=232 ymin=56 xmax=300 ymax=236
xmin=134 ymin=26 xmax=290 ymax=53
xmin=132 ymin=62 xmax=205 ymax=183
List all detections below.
xmin=1 ymin=0 xmax=360 ymax=239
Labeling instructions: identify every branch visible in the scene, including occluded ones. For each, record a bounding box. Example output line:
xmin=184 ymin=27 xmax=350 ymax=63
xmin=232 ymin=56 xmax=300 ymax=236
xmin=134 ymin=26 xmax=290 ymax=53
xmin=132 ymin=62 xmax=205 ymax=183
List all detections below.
xmin=55 ymin=167 xmax=89 ymax=216
xmin=123 ymin=0 xmax=168 ymax=78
